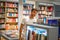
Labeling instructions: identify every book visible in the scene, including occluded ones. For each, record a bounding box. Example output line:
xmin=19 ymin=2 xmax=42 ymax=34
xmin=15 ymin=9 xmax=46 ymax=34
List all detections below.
xmin=0 ymin=2 xmax=4 ymax=6
xmin=27 ymin=30 xmax=30 ymax=40
xmin=29 ymin=31 xmax=32 ymax=40
xmin=41 ymin=34 xmax=45 ymax=40
xmin=36 ymin=34 xmax=38 ymax=40
xmin=9 ymin=13 xmax=12 ymax=16
xmin=16 ymin=18 xmax=18 ymax=22
xmin=39 ymin=34 xmax=41 ymax=40
xmin=32 ymin=31 xmax=36 ymax=40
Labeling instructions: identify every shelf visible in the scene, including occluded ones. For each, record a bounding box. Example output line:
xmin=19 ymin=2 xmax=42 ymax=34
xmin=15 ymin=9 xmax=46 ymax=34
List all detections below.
xmin=7 ymin=12 xmax=18 ymax=13
xmin=5 ymin=7 xmax=18 ymax=8
xmin=0 ymin=12 xmax=5 ymax=13
xmin=46 ymin=15 xmax=52 ymax=16
xmin=6 ymin=22 xmax=18 ymax=24
xmin=0 ymin=18 xmax=5 ymax=19
xmin=7 ymin=16 xmax=18 ymax=18
xmin=6 ymin=12 xmax=18 ymax=14
xmin=38 ymin=10 xmax=45 ymax=11
xmin=0 ymin=6 xmax=5 ymax=8
xmin=0 ymin=1 xmax=18 ymax=30
xmin=0 ymin=22 xmax=4 ymax=24
xmin=23 ymin=9 xmax=31 ymax=11
xmin=6 ymin=2 xmax=18 ymax=4
xmin=38 ymin=14 xmax=45 ymax=15
xmin=23 ymin=14 xmax=30 ymax=15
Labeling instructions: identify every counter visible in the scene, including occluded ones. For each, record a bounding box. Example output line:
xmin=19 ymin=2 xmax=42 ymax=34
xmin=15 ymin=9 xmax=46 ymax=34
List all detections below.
xmin=1 ymin=30 xmax=19 ymax=40
xmin=25 ymin=23 xmax=58 ymax=40
xmin=0 ymin=27 xmax=5 ymax=40
xmin=1 ymin=34 xmax=19 ymax=40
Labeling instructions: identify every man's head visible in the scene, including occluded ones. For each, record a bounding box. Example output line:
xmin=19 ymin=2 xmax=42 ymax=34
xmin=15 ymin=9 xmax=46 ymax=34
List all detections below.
xmin=30 ymin=8 xmax=37 ymax=17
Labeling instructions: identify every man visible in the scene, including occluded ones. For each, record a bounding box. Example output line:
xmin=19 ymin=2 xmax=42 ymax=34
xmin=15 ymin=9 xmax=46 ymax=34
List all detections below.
xmin=19 ymin=8 xmax=37 ymax=40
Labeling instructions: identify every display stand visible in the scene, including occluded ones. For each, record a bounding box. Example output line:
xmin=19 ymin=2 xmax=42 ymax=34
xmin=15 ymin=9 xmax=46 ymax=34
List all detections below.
xmin=20 ymin=23 xmax=58 ymax=40
xmin=0 ymin=1 xmax=18 ymax=30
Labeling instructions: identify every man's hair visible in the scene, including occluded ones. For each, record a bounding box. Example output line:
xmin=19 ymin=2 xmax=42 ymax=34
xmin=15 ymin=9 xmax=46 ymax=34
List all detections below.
xmin=31 ymin=8 xmax=37 ymax=12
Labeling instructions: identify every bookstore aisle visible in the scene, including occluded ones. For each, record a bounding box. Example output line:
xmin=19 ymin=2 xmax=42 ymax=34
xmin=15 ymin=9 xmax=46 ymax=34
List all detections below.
xmin=0 ymin=0 xmax=60 ymax=40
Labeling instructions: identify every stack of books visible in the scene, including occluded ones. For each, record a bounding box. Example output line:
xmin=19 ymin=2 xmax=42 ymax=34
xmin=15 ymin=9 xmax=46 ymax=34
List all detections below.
xmin=6 ymin=3 xmax=17 ymax=7
xmin=27 ymin=30 xmax=47 ymax=40
xmin=6 ymin=18 xmax=18 ymax=22
xmin=0 ymin=2 xmax=4 ymax=6
xmin=5 ymin=24 xmax=18 ymax=30
xmin=7 ymin=8 xmax=17 ymax=12
xmin=7 ymin=13 xmax=18 ymax=17
xmin=0 ymin=19 xmax=5 ymax=23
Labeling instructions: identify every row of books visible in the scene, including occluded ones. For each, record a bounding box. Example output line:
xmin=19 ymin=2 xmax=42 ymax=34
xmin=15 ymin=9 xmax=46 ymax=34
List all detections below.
xmin=23 ymin=10 xmax=31 ymax=14
xmin=7 ymin=13 xmax=18 ymax=17
xmin=0 ymin=19 xmax=5 ymax=23
xmin=0 ymin=14 xmax=5 ymax=18
xmin=23 ymin=4 xmax=33 ymax=10
xmin=26 ymin=30 xmax=47 ymax=40
xmin=6 ymin=18 xmax=18 ymax=22
xmin=5 ymin=24 xmax=18 ymax=30
xmin=6 ymin=8 xmax=17 ymax=12
xmin=39 ymin=6 xmax=53 ymax=12
xmin=38 ymin=14 xmax=52 ymax=19
xmin=6 ymin=3 xmax=18 ymax=7
xmin=0 ymin=2 xmax=4 ymax=6
xmin=0 ymin=24 xmax=5 ymax=28
xmin=0 ymin=8 xmax=4 ymax=13
xmin=38 ymin=11 xmax=52 ymax=15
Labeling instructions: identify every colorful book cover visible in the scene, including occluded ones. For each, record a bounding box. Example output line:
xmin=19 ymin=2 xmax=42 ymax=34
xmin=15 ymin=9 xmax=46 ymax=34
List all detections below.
xmin=32 ymin=31 xmax=36 ymax=40
xmin=9 ymin=13 xmax=12 ymax=16
xmin=41 ymin=34 xmax=45 ymax=40
xmin=39 ymin=34 xmax=41 ymax=40
xmin=27 ymin=30 xmax=30 ymax=40
xmin=29 ymin=31 xmax=32 ymax=40
xmin=16 ymin=18 xmax=18 ymax=22
xmin=36 ymin=34 xmax=38 ymax=40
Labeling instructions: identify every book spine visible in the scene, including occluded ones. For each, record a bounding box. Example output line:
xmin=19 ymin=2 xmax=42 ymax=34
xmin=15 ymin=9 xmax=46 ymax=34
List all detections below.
xmin=45 ymin=36 xmax=47 ymax=40
xmin=38 ymin=34 xmax=41 ymax=40
xmin=41 ymin=34 xmax=45 ymax=40
xmin=27 ymin=30 xmax=30 ymax=40
xmin=32 ymin=31 xmax=36 ymax=40
xmin=30 ymin=31 xmax=32 ymax=40
xmin=36 ymin=34 xmax=38 ymax=40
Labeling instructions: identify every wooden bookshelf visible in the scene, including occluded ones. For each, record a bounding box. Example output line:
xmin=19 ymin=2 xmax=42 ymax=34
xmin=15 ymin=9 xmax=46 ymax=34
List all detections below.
xmin=0 ymin=1 xmax=5 ymax=29
xmin=0 ymin=6 xmax=5 ymax=8
xmin=0 ymin=12 xmax=5 ymax=13
xmin=7 ymin=16 xmax=18 ymax=18
xmin=0 ymin=1 xmax=18 ymax=30
xmin=6 ymin=22 xmax=18 ymax=24
xmin=5 ymin=7 xmax=18 ymax=8
xmin=38 ymin=5 xmax=53 ymax=19
xmin=0 ymin=22 xmax=5 ymax=24
xmin=0 ymin=18 xmax=5 ymax=19
xmin=23 ymin=4 xmax=33 ymax=16
xmin=6 ymin=12 xmax=18 ymax=13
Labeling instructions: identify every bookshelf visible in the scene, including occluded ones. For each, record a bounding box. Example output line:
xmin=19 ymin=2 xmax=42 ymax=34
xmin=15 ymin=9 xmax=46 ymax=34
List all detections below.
xmin=38 ymin=5 xmax=53 ymax=18
xmin=0 ymin=1 xmax=5 ymax=28
xmin=5 ymin=2 xmax=18 ymax=30
xmin=0 ymin=1 xmax=18 ymax=30
xmin=37 ymin=3 xmax=54 ymax=24
xmin=23 ymin=4 xmax=34 ymax=17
